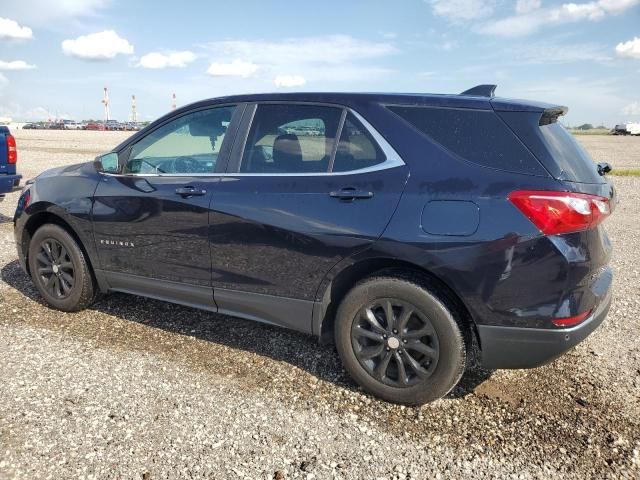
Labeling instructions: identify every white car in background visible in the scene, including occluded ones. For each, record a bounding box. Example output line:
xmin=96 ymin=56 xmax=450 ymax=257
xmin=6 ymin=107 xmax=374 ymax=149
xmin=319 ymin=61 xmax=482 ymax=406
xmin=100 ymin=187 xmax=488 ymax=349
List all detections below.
xmin=64 ymin=121 xmax=85 ymax=130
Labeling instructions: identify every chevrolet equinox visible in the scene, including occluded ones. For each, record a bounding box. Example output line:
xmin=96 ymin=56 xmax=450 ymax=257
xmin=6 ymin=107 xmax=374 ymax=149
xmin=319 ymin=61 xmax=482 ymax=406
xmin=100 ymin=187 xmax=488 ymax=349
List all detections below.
xmin=14 ymin=86 xmax=615 ymax=405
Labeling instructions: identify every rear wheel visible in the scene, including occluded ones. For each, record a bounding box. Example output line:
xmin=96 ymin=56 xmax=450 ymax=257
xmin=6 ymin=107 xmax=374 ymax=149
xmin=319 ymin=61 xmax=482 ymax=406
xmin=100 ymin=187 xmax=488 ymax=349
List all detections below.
xmin=28 ymin=224 xmax=97 ymax=312
xmin=335 ymin=276 xmax=466 ymax=405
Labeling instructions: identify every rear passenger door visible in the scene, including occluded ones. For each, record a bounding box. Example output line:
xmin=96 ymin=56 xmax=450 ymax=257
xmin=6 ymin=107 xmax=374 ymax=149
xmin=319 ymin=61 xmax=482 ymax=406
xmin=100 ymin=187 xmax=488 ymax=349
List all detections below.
xmin=209 ymin=103 xmax=409 ymax=332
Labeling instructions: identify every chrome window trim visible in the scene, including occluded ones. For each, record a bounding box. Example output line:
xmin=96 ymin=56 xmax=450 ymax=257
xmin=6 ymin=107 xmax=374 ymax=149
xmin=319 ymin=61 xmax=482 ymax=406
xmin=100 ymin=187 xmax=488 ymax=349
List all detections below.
xmin=102 ymin=106 xmax=405 ymax=178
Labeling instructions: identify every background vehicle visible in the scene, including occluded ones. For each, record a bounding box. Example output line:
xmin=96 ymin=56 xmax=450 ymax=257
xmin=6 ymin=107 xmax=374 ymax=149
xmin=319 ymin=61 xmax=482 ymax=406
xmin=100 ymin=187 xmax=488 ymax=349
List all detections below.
xmin=64 ymin=120 xmax=85 ymax=130
xmin=610 ymin=122 xmax=640 ymax=135
xmin=85 ymin=122 xmax=106 ymax=131
xmin=13 ymin=87 xmax=615 ymax=405
xmin=0 ymin=126 xmax=21 ymax=201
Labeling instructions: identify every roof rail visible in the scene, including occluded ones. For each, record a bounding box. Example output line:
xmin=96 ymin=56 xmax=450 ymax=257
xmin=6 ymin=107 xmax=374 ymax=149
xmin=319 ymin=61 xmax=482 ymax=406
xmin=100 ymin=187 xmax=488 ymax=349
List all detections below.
xmin=460 ymin=84 xmax=497 ymax=97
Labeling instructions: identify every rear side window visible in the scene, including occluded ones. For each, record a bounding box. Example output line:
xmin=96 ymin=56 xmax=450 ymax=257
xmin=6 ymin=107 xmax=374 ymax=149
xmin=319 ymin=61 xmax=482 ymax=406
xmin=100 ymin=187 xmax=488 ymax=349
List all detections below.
xmin=333 ymin=113 xmax=385 ymax=172
xmin=241 ymin=104 xmax=342 ymax=174
xmin=388 ymin=105 xmax=544 ymax=175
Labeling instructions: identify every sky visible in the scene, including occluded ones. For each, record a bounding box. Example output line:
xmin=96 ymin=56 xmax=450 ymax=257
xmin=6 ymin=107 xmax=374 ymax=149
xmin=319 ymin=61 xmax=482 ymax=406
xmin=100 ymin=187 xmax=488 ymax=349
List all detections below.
xmin=0 ymin=0 xmax=639 ymax=126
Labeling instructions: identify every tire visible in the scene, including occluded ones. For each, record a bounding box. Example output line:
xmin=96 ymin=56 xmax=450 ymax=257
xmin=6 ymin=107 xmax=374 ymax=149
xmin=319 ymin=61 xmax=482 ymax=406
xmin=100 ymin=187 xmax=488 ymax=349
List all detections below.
xmin=28 ymin=224 xmax=97 ymax=312
xmin=334 ymin=276 xmax=466 ymax=405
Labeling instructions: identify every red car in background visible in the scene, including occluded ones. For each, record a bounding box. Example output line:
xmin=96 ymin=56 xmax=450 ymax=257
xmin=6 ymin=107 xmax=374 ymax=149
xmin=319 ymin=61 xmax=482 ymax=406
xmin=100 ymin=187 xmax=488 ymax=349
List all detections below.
xmin=85 ymin=122 xmax=106 ymax=131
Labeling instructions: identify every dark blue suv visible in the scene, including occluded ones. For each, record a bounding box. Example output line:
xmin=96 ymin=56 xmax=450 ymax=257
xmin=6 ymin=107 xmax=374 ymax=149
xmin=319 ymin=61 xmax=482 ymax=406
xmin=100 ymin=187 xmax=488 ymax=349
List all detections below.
xmin=13 ymin=86 xmax=615 ymax=405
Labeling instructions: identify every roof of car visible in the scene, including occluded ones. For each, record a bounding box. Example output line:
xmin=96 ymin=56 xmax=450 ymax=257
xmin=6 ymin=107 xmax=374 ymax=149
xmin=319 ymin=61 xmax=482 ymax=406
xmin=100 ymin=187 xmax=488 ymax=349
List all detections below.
xmin=183 ymin=91 xmax=561 ymax=114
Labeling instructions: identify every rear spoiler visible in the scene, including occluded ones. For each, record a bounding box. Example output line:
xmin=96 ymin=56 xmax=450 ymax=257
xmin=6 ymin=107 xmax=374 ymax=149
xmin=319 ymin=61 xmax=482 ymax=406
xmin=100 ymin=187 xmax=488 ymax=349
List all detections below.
xmin=462 ymin=85 xmax=569 ymax=126
xmin=539 ymin=106 xmax=568 ymax=126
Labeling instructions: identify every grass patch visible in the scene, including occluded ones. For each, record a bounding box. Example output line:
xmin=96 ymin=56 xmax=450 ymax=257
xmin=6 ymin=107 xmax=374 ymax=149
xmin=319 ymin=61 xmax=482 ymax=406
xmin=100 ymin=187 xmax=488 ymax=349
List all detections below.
xmin=609 ymin=169 xmax=640 ymax=177
xmin=569 ymin=129 xmax=610 ymax=136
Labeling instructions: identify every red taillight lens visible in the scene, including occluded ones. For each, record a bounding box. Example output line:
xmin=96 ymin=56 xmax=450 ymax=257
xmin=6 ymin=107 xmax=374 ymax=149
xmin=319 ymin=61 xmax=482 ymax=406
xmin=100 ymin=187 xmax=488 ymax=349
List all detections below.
xmin=6 ymin=134 xmax=17 ymax=164
xmin=552 ymin=309 xmax=592 ymax=327
xmin=508 ymin=190 xmax=610 ymax=235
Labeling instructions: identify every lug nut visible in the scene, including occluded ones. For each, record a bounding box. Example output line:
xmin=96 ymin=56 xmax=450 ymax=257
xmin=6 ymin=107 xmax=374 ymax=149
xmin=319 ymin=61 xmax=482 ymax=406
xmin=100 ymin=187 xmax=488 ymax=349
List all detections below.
xmin=403 ymin=339 xmax=408 ymax=344
xmin=393 ymin=329 xmax=398 ymax=334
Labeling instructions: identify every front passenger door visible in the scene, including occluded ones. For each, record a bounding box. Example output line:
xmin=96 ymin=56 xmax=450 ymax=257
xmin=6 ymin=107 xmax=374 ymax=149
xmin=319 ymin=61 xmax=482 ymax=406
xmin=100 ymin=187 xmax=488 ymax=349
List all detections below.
xmin=92 ymin=105 xmax=240 ymax=298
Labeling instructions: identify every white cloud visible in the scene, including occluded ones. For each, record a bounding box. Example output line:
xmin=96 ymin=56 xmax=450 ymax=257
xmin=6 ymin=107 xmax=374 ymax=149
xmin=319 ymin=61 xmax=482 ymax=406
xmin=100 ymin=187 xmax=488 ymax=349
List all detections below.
xmin=274 ymin=75 xmax=306 ymax=88
xmin=516 ymin=0 xmax=541 ymax=14
xmin=207 ymin=60 xmax=259 ymax=78
xmin=138 ymin=51 xmax=196 ymax=69
xmin=1 ymin=0 xmax=111 ymax=26
xmin=429 ymin=0 xmax=496 ymax=22
xmin=0 ymin=17 xmax=32 ymax=40
xmin=205 ymin=35 xmax=395 ymax=66
xmin=508 ymin=42 xmax=612 ymax=64
xmin=479 ymin=0 xmax=640 ymax=37
xmin=616 ymin=37 xmax=640 ymax=59
xmin=62 ymin=30 xmax=134 ymax=61
xmin=623 ymin=101 xmax=640 ymax=115
xmin=202 ymin=35 xmax=395 ymax=87
xmin=0 ymin=73 xmax=8 ymax=88
xmin=0 ymin=60 xmax=36 ymax=71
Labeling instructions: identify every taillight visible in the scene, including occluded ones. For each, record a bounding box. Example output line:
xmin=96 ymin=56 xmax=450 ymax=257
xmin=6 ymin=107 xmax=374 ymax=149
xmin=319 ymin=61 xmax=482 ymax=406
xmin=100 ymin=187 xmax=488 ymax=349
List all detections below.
xmin=552 ymin=309 xmax=592 ymax=327
xmin=6 ymin=134 xmax=17 ymax=164
xmin=508 ymin=190 xmax=611 ymax=235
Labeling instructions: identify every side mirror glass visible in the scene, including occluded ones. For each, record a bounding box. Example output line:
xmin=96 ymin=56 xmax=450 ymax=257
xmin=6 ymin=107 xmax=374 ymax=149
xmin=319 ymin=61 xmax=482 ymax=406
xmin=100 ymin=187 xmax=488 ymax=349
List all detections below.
xmin=95 ymin=152 xmax=120 ymax=174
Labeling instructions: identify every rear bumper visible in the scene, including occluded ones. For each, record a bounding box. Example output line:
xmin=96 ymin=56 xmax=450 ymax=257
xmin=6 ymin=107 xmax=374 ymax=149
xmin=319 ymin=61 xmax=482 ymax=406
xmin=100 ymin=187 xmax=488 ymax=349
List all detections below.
xmin=0 ymin=174 xmax=22 ymax=201
xmin=478 ymin=287 xmax=612 ymax=369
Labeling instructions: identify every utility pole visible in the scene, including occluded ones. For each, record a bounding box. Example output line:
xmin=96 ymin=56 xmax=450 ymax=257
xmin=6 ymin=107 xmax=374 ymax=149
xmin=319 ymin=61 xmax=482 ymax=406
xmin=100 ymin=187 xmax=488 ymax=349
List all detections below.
xmin=101 ymin=87 xmax=111 ymax=121
xmin=130 ymin=95 xmax=137 ymax=122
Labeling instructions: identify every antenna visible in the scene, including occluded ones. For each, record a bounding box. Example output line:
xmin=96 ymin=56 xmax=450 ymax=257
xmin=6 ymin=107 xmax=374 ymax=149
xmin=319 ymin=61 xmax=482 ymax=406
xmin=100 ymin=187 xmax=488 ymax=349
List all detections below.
xmin=172 ymin=92 xmax=177 ymax=110
xmin=101 ymin=87 xmax=111 ymax=121
xmin=130 ymin=95 xmax=137 ymax=123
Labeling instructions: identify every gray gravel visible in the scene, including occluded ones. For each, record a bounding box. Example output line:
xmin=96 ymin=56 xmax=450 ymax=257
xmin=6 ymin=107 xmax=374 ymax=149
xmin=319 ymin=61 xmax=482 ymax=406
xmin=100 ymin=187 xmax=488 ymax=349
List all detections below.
xmin=1 ymin=131 xmax=639 ymax=479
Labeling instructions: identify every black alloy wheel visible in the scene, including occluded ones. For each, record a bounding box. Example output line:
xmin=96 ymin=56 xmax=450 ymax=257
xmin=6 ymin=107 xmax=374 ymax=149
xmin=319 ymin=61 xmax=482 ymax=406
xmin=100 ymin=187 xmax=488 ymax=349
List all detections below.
xmin=28 ymin=223 xmax=97 ymax=312
xmin=334 ymin=276 xmax=466 ymax=405
xmin=351 ymin=299 xmax=439 ymax=387
xmin=35 ymin=238 xmax=75 ymax=299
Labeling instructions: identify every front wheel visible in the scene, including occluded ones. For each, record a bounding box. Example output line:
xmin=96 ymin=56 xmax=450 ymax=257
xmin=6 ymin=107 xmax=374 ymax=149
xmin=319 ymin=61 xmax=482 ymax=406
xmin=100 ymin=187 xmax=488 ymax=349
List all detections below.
xmin=335 ymin=276 xmax=466 ymax=405
xmin=28 ymin=224 xmax=97 ymax=312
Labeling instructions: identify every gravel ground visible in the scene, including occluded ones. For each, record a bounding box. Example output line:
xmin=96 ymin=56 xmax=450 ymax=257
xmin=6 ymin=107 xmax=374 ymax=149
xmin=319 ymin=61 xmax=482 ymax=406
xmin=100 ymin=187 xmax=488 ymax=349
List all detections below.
xmin=1 ymin=131 xmax=639 ymax=479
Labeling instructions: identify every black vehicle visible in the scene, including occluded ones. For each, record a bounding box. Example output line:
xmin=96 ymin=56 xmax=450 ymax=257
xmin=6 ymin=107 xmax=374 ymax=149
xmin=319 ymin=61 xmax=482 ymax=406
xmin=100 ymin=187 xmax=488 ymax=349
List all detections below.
xmin=13 ymin=86 xmax=615 ymax=405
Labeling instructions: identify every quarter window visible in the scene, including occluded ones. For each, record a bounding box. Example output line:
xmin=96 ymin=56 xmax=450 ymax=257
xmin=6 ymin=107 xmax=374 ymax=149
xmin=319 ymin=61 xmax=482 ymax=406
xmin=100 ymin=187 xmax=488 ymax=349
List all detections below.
xmin=125 ymin=106 xmax=236 ymax=174
xmin=332 ymin=113 xmax=386 ymax=172
xmin=240 ymin=104 xmax=343 ymax=174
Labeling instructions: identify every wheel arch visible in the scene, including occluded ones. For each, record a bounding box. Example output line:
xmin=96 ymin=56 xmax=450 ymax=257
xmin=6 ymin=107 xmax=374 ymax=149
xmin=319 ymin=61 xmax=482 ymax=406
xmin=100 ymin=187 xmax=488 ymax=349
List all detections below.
xmin=314 ymin=257 xmax=480 ymax=360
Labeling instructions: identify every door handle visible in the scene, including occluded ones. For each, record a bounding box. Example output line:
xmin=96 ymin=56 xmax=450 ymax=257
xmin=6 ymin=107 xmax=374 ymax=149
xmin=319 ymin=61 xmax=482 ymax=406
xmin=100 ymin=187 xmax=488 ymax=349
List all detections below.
xmin=175 ymin=186 xmax=207 ymax=197
xmin=329 ymin=188 xmax=374 ymax=201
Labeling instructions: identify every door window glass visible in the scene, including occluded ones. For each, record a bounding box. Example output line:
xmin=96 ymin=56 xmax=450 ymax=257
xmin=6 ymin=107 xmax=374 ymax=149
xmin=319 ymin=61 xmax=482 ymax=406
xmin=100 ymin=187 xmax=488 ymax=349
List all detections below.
xmin=125 ymin=105 xmax=236 ymax=174
xmin=332 ymin=113 xmax=386 ymax=172
xmin=240 ymin=104 xmax=342 ymax=173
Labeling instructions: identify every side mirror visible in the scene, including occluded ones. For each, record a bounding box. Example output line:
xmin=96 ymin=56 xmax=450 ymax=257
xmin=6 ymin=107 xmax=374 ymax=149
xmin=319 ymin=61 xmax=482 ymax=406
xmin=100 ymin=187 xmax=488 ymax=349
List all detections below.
xmin=94 ymin=152 xmax=120 ymax=174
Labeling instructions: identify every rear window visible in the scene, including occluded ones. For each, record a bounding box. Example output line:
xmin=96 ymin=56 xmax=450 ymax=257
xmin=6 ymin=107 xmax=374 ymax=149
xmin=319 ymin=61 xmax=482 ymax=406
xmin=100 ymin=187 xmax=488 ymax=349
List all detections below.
xmin=333 ymin=113 xmax=386 ymax=172
xmin=388 ymin=105 xmax=545 ymax=175
xmin=538 ymin=123 xmax=602 ymax=184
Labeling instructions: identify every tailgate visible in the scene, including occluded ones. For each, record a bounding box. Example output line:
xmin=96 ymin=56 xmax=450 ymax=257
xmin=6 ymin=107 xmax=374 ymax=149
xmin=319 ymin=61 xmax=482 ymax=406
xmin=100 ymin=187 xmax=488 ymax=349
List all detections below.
xmin=0 ymin=127 xmax=8 ymax=172
xmin=0 ymin=174 xmax=22 ymax=194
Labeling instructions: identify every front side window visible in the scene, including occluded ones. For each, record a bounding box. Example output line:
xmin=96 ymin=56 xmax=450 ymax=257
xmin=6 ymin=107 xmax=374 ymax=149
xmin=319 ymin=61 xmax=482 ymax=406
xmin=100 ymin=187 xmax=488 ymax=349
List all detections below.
xmin=240 ymin=104 xmax=343 ymax=174
xmin=332 ymin=113 xmax=386 ymax=172
xmin=125 ymin=105 xmax=236 ymax=175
